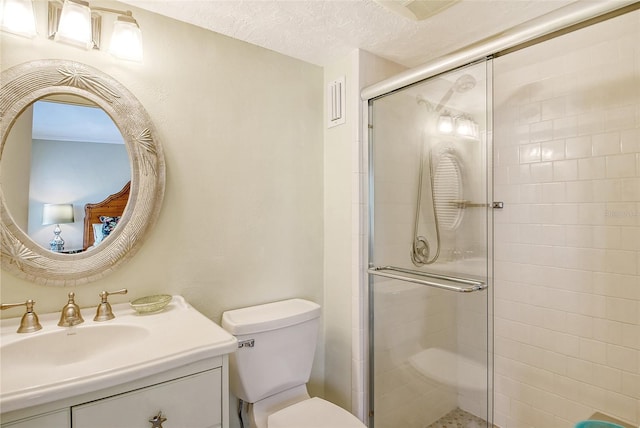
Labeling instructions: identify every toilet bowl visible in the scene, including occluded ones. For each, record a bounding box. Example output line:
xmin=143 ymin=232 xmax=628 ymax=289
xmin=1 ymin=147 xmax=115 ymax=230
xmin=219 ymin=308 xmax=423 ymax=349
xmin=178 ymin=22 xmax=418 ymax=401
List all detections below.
xmin=268 ymin=395 xmax=364 ymax=428
xmin=222 ymin=299 xmax=365 ymax=428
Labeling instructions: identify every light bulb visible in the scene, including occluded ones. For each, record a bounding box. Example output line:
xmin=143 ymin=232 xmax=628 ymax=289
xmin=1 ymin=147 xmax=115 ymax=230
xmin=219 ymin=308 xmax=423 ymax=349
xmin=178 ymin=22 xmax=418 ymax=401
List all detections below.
xmin=0 ymin=0 xmax=37 ymax=38
xmin=55 ymin=0 xmax=93 ymax=49
xmin=456 ymin=117 xmax=472 ymax=137
xmin=108 ymin=15 xmax=143 ymax=62
xmin=438 ymin=113 xmax=453 ymax=134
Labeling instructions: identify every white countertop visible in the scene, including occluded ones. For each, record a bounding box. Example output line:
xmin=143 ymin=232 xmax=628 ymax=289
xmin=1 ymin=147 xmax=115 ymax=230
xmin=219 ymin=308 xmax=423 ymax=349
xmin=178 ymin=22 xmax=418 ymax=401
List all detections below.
xmin=0 ymin=295 xmax=236 ymax=413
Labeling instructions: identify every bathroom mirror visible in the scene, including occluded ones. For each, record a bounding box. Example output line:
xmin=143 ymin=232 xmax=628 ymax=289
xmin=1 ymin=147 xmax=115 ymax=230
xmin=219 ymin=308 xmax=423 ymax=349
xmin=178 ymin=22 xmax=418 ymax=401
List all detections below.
xmin=0 ymin=59 xmax=166 ymax=286
xmin=3 ymin=95 xmax=131 ymax=251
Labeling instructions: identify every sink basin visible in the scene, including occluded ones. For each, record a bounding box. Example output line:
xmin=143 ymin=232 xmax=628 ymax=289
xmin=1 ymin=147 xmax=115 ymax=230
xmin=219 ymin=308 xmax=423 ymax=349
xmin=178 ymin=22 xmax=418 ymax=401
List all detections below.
xmin=2 ymin=324 xmax=149 ymax=367
xmin=0 ymin=296 xmax=237 ymax=414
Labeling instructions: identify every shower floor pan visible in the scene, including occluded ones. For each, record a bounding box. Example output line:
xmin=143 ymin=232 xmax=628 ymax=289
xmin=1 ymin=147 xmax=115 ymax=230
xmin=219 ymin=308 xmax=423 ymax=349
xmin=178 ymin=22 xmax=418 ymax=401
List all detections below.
xmin=427 ymin=407 xmax=493 ymax=428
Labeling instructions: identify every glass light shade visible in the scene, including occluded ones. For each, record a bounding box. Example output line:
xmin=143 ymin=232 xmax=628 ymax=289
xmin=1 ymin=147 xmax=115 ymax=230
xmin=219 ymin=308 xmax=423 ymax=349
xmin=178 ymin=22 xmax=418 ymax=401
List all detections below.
xmin=108 ymin=15 xmax=143 ymax=61
xmin=42 ymin=204 xmax=75 ymax=225
xmin=471 ymin=121 xmax=479 ymax=139
xmin=0 ymin=0 xmax=37 ymax=38
xmin=437 ymin=113 xmax=453 ymax=134
xmin=455 ymin=116 xmax=472 ymax=137
xmin=54 ymin=0 xmax=93 ymax=49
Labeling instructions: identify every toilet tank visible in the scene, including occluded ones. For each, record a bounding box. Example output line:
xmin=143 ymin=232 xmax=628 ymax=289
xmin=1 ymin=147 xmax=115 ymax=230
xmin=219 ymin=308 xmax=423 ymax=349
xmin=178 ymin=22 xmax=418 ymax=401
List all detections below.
xmin=221 ymin=299 xmax=321 ymax=403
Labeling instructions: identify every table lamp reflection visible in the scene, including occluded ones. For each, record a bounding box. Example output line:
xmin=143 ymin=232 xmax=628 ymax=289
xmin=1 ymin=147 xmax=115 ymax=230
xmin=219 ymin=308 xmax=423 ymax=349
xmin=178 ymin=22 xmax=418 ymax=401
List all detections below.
xmin=42 ymin=203 xmax=75 ymax=252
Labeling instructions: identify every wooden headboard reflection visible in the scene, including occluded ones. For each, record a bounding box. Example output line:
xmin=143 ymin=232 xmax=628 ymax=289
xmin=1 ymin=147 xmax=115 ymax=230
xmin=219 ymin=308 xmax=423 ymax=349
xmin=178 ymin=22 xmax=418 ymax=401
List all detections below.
xmin=83 ymin=181 xmax=130 ymax=250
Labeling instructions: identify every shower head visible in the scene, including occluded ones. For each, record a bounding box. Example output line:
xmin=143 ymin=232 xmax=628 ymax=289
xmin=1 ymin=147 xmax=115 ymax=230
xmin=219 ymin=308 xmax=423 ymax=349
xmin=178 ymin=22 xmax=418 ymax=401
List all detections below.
xmin=453 ymin=74 xmax=476 ymax=93
xmin=435 ymin=73 xmax=477 ymax=112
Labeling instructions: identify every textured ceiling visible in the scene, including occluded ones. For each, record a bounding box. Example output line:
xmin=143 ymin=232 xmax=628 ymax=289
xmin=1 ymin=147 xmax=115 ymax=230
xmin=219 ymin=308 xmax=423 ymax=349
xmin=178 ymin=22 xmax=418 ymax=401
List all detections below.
xmin=121 ymin=0 xmax=577 ymax=68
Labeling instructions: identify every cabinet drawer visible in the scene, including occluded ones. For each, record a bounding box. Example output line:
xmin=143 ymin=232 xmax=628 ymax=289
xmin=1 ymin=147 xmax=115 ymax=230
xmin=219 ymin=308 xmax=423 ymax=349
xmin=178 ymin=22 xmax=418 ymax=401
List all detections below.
xmin=1 ymin=409 xmax=69 ymax=428
xmin=72 ymin=369 xmax=221 ymax=428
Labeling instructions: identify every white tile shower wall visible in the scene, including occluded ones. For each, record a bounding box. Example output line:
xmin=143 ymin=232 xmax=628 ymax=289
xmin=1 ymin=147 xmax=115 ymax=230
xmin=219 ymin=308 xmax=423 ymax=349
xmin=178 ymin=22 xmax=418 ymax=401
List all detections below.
xmin=493 ymin=10 xmax=639 ymax=428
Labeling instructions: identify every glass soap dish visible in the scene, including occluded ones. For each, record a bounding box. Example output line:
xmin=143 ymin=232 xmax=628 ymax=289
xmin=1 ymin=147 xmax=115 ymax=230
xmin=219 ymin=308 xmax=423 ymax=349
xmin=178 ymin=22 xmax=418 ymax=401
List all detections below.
xmin=130 ymin=294 xmax=172 ymax=314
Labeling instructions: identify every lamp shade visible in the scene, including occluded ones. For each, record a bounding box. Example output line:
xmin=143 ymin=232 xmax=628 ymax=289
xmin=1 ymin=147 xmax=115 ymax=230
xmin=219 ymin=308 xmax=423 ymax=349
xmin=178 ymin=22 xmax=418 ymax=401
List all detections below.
xmin=54 ymin=0 xmax=93 ymax=49
xmin=0 ymin=0 xmax=37 ymax=38
xmin=437 ymin=112 xmax=454 ymax=134
xmin=42 ymin=204 xmax=75 ymax=225
xmin=108 ymin=15 xmax=143 ymax=61
xmin=455 ymin=116 xmax=472 ymax=137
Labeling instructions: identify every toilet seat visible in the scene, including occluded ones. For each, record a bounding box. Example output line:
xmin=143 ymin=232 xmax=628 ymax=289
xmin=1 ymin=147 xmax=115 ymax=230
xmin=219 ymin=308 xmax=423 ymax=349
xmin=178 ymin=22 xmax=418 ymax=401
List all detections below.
xmin=268 ymin=397 xmax=365 ymax=428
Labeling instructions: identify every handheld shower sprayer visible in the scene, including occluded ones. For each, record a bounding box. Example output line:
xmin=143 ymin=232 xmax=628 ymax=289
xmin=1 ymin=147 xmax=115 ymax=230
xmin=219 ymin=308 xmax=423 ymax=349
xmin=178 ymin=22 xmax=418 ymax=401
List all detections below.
xmin=435 ymin=73 xmax=476 ymax=112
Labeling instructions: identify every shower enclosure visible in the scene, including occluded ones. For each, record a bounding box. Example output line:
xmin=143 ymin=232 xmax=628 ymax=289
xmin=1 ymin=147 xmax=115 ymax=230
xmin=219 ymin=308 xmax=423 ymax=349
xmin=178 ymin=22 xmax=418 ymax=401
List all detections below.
xmin=368 ymin=61 xmax=492 ymax=427
xmin=366 ymin=3 xmax=639 ymax=428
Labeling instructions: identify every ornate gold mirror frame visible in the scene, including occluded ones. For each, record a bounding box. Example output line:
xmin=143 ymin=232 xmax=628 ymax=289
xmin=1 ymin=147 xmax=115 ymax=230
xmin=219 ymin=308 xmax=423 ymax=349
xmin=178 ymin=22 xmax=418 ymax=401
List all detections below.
xmin=1 ymin=60 xmax=165 ymax=286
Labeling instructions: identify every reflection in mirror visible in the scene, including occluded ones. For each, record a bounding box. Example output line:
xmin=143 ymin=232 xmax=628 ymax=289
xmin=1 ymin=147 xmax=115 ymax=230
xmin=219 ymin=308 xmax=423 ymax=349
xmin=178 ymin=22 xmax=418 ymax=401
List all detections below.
xmin=1 ymin=96 xmax=131 ymax=253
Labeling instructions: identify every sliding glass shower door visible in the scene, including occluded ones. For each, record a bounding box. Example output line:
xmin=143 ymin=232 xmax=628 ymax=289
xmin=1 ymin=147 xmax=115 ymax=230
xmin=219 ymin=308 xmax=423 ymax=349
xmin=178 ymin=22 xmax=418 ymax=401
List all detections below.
xmin=368 ymin=61 xmax=492 ymax=428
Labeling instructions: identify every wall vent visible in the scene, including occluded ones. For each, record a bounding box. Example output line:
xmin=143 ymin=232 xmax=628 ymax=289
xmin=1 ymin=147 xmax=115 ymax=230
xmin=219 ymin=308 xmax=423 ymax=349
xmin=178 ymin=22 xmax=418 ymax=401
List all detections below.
xmin=327 ymin=76 xmax=345 ymax=128
xmin=374 ymin=0 xmax=461 ymax=21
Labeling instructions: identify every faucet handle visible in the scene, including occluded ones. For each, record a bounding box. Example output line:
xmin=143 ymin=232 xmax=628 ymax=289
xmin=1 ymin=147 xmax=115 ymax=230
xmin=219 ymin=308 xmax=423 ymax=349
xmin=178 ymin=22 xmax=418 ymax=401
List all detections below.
xmin=58 ymin=291 xmax=84 ymax=327
xmin=1 ymin=299 xmax=43 ymax=333
xmin=94 ymin=288 xmax=128 ymax=322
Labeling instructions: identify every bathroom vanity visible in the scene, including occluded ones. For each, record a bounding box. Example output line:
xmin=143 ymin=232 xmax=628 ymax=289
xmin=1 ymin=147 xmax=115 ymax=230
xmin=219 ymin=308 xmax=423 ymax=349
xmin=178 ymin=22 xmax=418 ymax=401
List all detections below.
xmin=0 ymin=296 xmax=237 ymax=428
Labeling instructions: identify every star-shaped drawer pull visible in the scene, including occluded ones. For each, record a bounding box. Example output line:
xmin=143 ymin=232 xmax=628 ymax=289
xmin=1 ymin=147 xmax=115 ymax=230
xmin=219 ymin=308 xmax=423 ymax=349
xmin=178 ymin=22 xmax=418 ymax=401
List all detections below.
xmin=148 ymin=411 xmax=167 ymax=428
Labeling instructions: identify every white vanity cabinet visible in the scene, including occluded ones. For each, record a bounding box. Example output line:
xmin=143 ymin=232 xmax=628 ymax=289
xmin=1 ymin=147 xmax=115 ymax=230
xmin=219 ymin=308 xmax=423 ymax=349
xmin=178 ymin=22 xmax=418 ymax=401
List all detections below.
xmin=73 ymin=368 xmax=222 ymax=428
xmin=1 ymin=357 xmax=229 ymax=428
xmin=1 ymin=296 xmax=236 ymax=428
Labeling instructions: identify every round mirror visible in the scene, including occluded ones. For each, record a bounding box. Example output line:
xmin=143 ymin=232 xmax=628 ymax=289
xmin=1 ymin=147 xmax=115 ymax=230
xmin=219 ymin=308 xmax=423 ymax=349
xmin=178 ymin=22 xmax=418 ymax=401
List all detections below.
xmin=3 ymin=95 xmax=131 ymax=252
xmin=1 ymin=60 xmax=165 ymax=286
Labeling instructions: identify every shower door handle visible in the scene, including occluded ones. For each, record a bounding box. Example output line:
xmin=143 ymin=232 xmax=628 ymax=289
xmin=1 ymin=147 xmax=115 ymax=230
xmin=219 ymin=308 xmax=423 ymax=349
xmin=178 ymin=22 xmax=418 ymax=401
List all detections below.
xmin=368 ymin=266 xmax=486 ymax=293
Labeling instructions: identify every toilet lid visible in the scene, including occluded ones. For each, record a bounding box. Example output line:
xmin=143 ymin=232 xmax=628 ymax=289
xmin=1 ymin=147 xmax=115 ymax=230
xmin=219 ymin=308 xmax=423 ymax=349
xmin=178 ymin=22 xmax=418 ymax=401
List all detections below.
xmin=268 ymin=397 xmax=365 ymax=428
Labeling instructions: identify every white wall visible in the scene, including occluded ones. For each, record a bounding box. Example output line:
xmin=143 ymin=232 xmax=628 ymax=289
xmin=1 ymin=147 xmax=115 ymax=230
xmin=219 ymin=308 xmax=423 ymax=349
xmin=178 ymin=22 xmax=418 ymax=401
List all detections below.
xmin=493 ymin=9 xmax=640 ymax=427
xmin=0 ymin=2 xmax=324 ymax=422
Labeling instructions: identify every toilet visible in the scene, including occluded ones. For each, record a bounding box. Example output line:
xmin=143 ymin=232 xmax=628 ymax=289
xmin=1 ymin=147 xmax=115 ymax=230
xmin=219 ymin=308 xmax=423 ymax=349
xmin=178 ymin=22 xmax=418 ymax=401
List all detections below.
xmin=221 ymin=299 xmax=366 ymax=428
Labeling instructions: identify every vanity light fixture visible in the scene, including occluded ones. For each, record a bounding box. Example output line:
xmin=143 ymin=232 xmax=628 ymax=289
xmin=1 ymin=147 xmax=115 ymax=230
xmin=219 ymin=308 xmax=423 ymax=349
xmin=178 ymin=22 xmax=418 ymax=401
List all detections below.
xmin=48 ymin=0 xmax=143 ymax=61
xmin=437 ymin=111 xmax=454 ymax=134
xmin=455 ymin=115 xmax=473 ymax=137
xmin=42 ymin=203 xmax=75 ymax=252
xmin=437 ymin=112 xmax=479 ymax=140
xmin=455 ymin=115 xmax=479 ymax=139
xmin=0 ymin=0 xmax=38 ymax=38
xmin=108 ymin=12 xmax=143 ymax=61
xmin=53 ymin=0 xmax=93 ymax=49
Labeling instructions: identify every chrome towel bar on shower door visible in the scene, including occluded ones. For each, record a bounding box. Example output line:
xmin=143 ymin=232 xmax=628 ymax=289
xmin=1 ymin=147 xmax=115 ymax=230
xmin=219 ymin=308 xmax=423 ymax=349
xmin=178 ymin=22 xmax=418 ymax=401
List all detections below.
xmin=368 ymin=266 xmax=486 ymax=293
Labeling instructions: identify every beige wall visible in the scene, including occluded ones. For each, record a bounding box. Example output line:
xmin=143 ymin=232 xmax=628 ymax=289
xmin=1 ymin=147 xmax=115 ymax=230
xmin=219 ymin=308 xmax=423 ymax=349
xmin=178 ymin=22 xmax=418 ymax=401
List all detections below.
xmin=0 ymin=0 xmax=325 ymax=417
xmin=323 ymin=49 xmax=405 ymax=421
xmin=1 ymin=105 xmax=31 ymax=232
xmin=323 ymin=52 xmax=356 ymax=412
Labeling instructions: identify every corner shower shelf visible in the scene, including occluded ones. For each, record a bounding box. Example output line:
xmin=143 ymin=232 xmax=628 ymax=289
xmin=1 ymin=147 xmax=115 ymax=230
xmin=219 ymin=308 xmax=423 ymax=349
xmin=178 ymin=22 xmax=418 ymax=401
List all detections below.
xmin=368 ymin=266 xmax=486 ymax=293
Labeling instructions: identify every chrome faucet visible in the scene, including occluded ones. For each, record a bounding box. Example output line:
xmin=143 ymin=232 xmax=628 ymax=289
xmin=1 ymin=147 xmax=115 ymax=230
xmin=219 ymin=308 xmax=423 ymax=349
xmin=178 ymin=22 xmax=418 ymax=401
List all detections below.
xmin=94 ymin=288 xmax=128 ymax=321
xmin=0 ymin=299 xmax=42 ymax=333
xmin=58 ymin=292 xmax=84 ymax=327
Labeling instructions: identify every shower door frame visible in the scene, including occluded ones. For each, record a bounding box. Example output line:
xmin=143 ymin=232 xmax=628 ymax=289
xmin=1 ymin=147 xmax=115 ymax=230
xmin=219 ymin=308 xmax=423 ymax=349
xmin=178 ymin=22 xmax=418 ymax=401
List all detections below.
xmin=361 ymin=2 xmax=639 ymax=427
xmin=366 ymin=58 xmax=493 ymax=427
